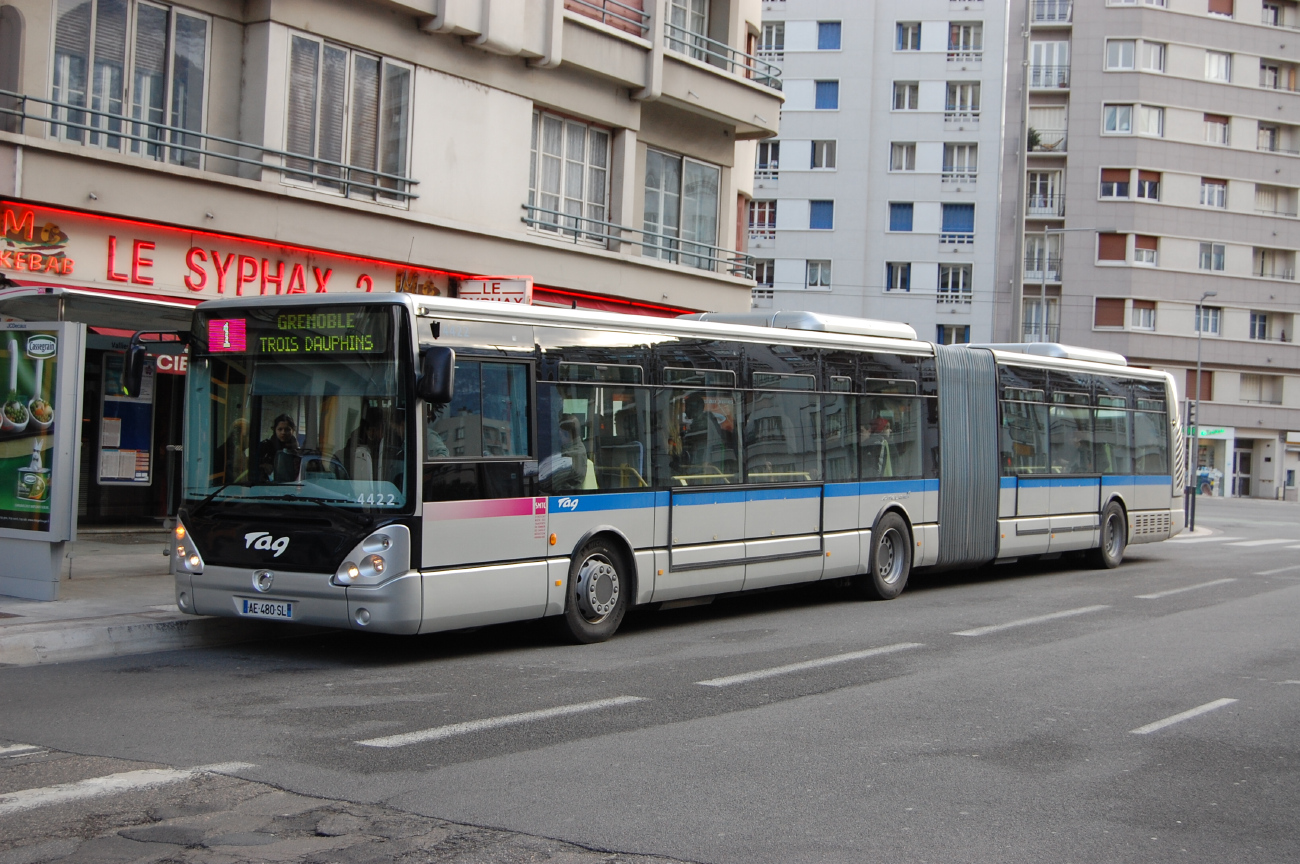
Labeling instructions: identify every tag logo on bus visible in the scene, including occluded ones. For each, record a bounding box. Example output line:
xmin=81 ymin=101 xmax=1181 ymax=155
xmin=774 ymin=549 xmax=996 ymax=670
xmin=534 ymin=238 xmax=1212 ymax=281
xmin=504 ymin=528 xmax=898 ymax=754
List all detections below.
xmin=209 ymin=319 xmax=247 ymax=352
xmin=556 ymin=497 xmax=580 ymax=511
xmin=245 ymin=531 xmax=290 ymax=557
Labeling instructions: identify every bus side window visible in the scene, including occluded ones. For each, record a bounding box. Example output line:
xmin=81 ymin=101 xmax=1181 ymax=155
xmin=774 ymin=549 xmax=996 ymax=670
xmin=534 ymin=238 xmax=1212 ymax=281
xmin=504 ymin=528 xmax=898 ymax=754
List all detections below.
xmin=654 ymin=389 xmax=740 ymax=486
xmin=859 ymin=395 xmax=922 ymax=480
xmin=1000 ymin=396 xmax=1049 ymax=475
xmin=427 ymin=361 xmax=531 ymax=460
xmin=1133 ymin=404 xmax=1169 ymax=475
xmin=744 ymin=389 xmax=822 ymax=484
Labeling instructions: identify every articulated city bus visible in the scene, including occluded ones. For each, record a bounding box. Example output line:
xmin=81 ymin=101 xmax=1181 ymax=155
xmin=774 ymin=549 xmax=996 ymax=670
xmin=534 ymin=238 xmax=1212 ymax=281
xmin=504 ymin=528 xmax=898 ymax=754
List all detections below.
xmin=156 ymin=294 xmax=1183 ymax=642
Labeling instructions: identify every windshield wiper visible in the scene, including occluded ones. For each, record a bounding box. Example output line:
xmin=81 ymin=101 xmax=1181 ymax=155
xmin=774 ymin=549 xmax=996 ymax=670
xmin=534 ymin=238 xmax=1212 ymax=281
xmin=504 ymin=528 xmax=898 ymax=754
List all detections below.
xmin=243 ymin=493 xmax=375 ymax=530
xmin=187 ymin=482 xmax=247 ymax=521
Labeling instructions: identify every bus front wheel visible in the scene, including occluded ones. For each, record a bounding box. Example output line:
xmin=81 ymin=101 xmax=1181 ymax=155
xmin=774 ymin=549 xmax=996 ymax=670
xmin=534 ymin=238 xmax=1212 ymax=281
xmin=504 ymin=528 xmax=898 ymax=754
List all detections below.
xmin=853 ymin=513 xmax=912 ymax=600
xmin=557 ymin=539 xmax=629 ymax=644
xmin=1089 ymin=501 xmax=1127 ymax=569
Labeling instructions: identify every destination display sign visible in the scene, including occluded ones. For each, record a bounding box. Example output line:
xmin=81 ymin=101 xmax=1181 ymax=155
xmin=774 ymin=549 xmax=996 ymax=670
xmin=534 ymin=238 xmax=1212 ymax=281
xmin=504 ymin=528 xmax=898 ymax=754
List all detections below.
xmin=197 ymin=307 xmax=390 ymax=356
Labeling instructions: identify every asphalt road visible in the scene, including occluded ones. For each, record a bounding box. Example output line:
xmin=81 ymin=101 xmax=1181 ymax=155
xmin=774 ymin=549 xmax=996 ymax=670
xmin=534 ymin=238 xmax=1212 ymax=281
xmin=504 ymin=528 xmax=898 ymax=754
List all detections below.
xmin=2 ymin=496 xmax=1298 ymax=863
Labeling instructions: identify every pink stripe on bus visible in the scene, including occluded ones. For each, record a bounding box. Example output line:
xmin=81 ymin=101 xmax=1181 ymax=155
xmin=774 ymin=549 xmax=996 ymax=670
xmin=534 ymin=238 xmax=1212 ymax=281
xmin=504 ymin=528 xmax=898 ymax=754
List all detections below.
xmin=424 ymin=497 xmax=546 ymax=520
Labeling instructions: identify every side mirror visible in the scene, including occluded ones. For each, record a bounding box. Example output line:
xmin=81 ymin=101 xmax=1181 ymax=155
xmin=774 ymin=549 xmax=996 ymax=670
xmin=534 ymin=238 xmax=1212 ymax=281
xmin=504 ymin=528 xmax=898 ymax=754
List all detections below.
xmin=121 ymin=341 xmax=148 ymax=397
xmin=417 ymin=345 xmax=455 ymax=404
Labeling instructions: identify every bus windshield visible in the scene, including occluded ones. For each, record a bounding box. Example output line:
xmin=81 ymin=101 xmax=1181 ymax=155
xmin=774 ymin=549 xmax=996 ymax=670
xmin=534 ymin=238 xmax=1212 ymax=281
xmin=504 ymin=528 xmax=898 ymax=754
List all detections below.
xmin=184 ymin=305 xmax=411 ymax=512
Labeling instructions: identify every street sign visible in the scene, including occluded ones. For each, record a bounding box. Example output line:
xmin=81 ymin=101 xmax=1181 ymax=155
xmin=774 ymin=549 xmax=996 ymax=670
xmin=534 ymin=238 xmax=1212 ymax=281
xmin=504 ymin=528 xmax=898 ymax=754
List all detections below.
xmin=457 ymin=277 xmax=532 ymax=304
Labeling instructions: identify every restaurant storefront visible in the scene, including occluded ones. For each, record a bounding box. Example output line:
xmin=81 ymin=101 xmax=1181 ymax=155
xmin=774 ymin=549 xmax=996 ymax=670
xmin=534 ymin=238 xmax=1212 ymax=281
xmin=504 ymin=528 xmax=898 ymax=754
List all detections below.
xmin=1 ymin=199 xmax=692 ymax=527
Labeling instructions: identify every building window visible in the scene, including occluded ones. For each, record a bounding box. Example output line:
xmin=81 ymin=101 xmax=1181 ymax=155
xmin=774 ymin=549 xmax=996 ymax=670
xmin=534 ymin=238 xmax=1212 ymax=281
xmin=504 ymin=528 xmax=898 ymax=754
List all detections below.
xmin=945 ymin=82 xmax=980 ymax=122
xmin=1205 ymin=51 xmax=1232 ymax=82
xmin=1142 ymin=42 xmax=1166 ymax=72
xmin=1241 ymin=374 xmax=1283 ymax=405
xmin=936 ymin=325 xmax=971 ymax=345
xmin=1106 ymin=40 xmax=1136 ymax=70
xmin=748 ymin=200 xmax=776 ymax=240
xmin=1200 ymin=178 xmax=1227 ymax=208
xmin=756 ymin=141 xmax=779 ymax=178
xmin=1100 ymin=169 xmax=1130 ymax=198
xmin=1259 ymin=124 xmax=1281 ymax=152
xmin=941 ymin=203 xmax=975 ymax=243
xmin=1198 ymin=242 xmax=1226 ymax=271
xmin=1103 ymin=104 xmax=1133 ymax=134
xmin=807 ymin=260 xmax=832 ymax=288
xmin=948 ymin=23 xmax=982 ymax=59
xmin=755 ymin=258 xmax=775 ymax=287
xmin=529 ymin=112 xmax=610 ymax=238
xmin=943 ymin=143 xmax=978 ymax=181
xmin=759 ymin=22 xmax=785 ymax=59
xmin=1137 ymin=171 xmax=1161 ymax=200
xmin=1134 ymin=235 xmax=1158 ymax=265
xmin=1261 ymin=63 xmax=1283 ymax=90
xmin=811 ymin=140 xmax=837 ymax=169
xmin=815 ymin=81 xmax=840 ymax=110
xmin=1132 ymin=300 xmax=1156 ymax=331
xmin=818 ymin=21 xmax=842 ymax=50
xmin=809 ymin=200 xmax=835 ymax=230
xmin=886 ymin=262 xmax=911 ymax=291
xmin=1249 ymin=311 xmax=1270 ymax=340
xmin=1098 ymin=233 xmax=1127 ymax=261
xmin=1138 ymin=106 xmax=1164 ymax=136
xmin=893 ymin=81 xmax=919 ymax=110
xmin=1204 ymin=113 xmax=1230 ymax=145
xmin=889 ymin=202 xmax=914 ymax=232
xmin=1094 ymin=298 xmax=1125 ymax=328
xmin=938 ymin=263 xmax=973 ymax=302
xmin=1195 ymin=305 xmax=1222 ymax=334
xmin=644 ymin=148 xmax=721 ymax=270
xmin=896 ymin=22 xmax=921 ymax=51
xmin=51 ymin=0 xmax=211 ymax=168
xmin=890 ymin=142 xmax=916 ymax=171
xmin=1208 ymin=0 xmax=1234 ymax=18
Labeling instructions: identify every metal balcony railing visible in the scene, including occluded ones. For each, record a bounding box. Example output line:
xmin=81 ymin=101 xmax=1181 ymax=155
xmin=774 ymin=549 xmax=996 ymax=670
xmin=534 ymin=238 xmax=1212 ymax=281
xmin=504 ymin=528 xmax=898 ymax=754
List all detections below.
xmin=1027 ymin=194 xmax=1065 ymax=217
xmin=947 ymin=50 xmax=984 ymax=63
xmin=1257 ymin=206 xmax=1300 ymax=217
xmin=748 ymin=225 xmax=776 ymax=241
xmin=1022 ymin=323 xmax=1061 ymax=342
xmin=1259 ymin=70 xmax=1300 ymax=91
xmin=1258 ymin=141 xmax=1300 ymax=155
xmin=940 ymin=232 xmax=975 ymax=245
xmin=566 ymin=0 xmax=650 ymax=35
xmin=1030 ymin=65 xmax=1070 ymax=88
xmin=1024 ymin=256 xmax=1062 ymax=280
xmin=1029 ymin=129 xmax=1067 ymax=152
xmin=941 ymin=170 xmax=978 ymax=185
xmin=664 ymin=22 xmax=782 ymax=90
xmin=1261 ymin=9 xmax=1300 ymax=28
xmin=1032 ymin=0 xmax=1072 ymax=23
xmin=0 ymin=89 xmax=418 ymax=201
xmin=944 ymin=109 xmax=980 ymax=123
xmin=1255 ymin=267 xmax=1296 ymax=280
xmin=936 ymin=290 xmax=973 ymax=305
xmin=522 ymin=203 xmax=755 ymax=279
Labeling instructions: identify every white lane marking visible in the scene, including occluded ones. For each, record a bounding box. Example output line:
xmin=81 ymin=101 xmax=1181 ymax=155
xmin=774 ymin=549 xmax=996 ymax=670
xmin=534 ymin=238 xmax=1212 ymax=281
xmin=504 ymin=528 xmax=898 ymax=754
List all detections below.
xmin=696 ymin=642 xmax=925 ymax=688
xmin=356 ymin=696 xmax=646 ymax=748
xmin=1166 ymin=536 xmax=1243 ymax=545
xmin=0 ymin=744 xmax=43 ymax=758
xmin=1224 ymin=539 xmax=1293 ymax=548
xmin=953 ymin=605 xmax=1109 ymax=637
xmin=1130 ymin=699 xmax=1238 ymax=735
xmin=0 ymin=763 xmax=254 ymax=816
xmin=1136 ymin=578 xmax=1236 ymax=599
xmin=1257 ymin=564 xmax=1300 ymax=576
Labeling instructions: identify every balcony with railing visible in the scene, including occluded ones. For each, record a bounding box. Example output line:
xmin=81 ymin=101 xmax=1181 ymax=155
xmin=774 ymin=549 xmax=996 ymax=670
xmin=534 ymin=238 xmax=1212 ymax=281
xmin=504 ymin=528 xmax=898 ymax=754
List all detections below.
xmin=663 ymin=22 xmax=782 ymax=90
xmin=1024 ymin=256 xmax=1062 ymax=282
xmin=947 ymin=49 xmax=984 ymax=64
xmin=0 ymin=90 xmax=418 ymax=201
xmin=522 ymin=203 xmax=754 ymax=279
xmin=1032 ymin=0 xmax=1072 ymax=23
xmin=1023 ymin=323 xmax=1061 ymax=342
xmin=1028 ymin=128 xmax=1067 ymax=153
xmin=941 ymin=169 xmax=978 ymax=186
xmin=1261 ymin=8 xmax=1300 ymax=28
xmin=944 ymin=109 xmax=980 ymax=125
xmin=1026 ymin=194 xmax=1065 ymax=217
xmin=1259 ymin=64 xmax=1299 ymax=92
xmin=1030 ymin=65 xmax=1070 ymax=88
xmin=936 ymin=289 xmax=973 ymax=305
xmin=939 ymin=231 xmax=976 ymax=246
xmin=564 ymin=0 xmax=649 ymax=36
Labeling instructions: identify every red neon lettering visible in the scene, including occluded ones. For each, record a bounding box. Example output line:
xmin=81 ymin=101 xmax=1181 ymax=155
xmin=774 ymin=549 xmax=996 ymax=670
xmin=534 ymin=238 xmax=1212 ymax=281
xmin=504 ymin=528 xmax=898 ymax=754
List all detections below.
xmin=261 ymin=258 xmax=285 ymax=295
xmin=312 ymin=267 xmax=333 ymax=293
xmin=237 ymin=255 xmax=258 ymax=296
xmin=286 ymin=263 xmax=307 ymax=294
xmin=0 ymin=250 xmax=13 ymax=268
xmin=2 ymin=209 xmax=34 ymax=241
xmin=356 ymin=274 xmax=373 ymax=293
xmin=131 ymin=240 xmax=155 ymax=285
xmin=106 ymin=236 xmax=130 ymax=282
xmin=44 ymin=255 xmax=63 ymax=273
xmin=184 ymin=248 xmax=208 ymax=291
xmin=62 ymin=257 xmax=74 ymax=275
xmin=13 ymin=253 xmax=27 ymax=271
xmin=211 ymin=251 xmax=235 ymax=294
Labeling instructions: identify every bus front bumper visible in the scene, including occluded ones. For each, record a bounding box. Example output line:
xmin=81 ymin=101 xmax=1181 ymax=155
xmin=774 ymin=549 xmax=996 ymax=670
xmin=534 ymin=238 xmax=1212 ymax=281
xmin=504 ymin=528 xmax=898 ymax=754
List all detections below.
xmin=179 ymin=566 xmax=422 ymax=634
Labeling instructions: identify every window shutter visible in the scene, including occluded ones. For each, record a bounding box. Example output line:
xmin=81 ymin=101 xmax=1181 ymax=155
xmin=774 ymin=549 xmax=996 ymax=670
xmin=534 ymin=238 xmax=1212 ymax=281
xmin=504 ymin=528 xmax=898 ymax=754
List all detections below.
xmin=1207 ymin=0 xmax=1233 ymax=14
xmin=1134 ymin=235 xmax=1158 ymax=251
xmin=1186 ymin=370 xmax=1213 ymax=401
xmin=941 ymin=203 xmax=975 ymax=233
xmin=1202 ymin=177 xmax=1227 ymax=186
xmin=1138 ymin=170 xmax=1160 ymax=184
xmin=1133 ymin=300 xmax=1155 ymax=311
xmin=349 ymin=54 xmax=381 ymax=193
xmin=1094 ymin=298 xmax=1125 ymax=327
xmin=286 ymin=37 xmax=320 ymax=172
xmin=1203 ymin=113 xmax=1229 ymax=125
xmin=1098 ymin=233 xmax=1127 ymax=261
xmin=1101 ymin=168 xmax=1129 ymax=182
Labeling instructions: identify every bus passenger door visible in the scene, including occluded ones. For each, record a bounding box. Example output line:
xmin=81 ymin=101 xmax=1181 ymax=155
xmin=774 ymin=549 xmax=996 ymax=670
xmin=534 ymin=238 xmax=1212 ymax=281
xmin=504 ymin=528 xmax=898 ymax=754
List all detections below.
xmin=742 ymin=485 xmax=824 ymax=590
xmin=659 ymin=489 xmax=746 ymax=601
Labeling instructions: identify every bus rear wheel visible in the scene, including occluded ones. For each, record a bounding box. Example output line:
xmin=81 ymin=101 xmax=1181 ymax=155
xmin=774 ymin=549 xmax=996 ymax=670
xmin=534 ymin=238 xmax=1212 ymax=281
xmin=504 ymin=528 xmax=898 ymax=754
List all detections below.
xmin=852 ymin=513 xmax=912 ymax=600
xmin=1089 ymin=501 xmax=1127 ymax=569
xmin=557 ymin=539 xmax=629 ymax=644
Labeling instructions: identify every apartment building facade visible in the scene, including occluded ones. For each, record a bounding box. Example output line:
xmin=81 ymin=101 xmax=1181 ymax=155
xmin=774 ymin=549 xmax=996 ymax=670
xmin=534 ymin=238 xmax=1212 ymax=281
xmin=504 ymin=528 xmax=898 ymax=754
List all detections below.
xmin=0 ymin=0 xmax=781 ymax=525
xmin=750 ymin=0 xmax=1008 ymax=346
xmin=996 ymin=0 xmax=1300 ymax=499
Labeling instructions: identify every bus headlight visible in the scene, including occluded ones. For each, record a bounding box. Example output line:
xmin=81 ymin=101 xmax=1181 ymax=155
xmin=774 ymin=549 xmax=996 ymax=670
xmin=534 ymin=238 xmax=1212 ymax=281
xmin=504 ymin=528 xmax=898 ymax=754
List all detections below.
xmin=173 ymin=520 xmax=204 ymax=575
xmin=332 ymin=525 xmax=409 ymax=587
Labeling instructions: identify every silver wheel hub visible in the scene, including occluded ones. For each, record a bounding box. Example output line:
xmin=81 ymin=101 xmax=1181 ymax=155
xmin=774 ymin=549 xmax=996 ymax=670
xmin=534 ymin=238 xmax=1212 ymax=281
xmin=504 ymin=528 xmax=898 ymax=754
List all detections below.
xmin=576 ymin=555 xmax=619 ymax=621
xmin=876 ymin=529 xmax=903 ymax=584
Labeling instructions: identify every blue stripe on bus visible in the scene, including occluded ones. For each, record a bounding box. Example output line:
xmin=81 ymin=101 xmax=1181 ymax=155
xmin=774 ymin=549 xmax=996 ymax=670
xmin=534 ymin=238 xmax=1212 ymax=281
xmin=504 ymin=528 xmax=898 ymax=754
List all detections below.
xmin=1132 ymin=474 xmax=1173 ymax=486
xmin=548 ymin=492 xmax=661 ymax=513
xmin=1018 ymin=477 xmax=1100 ymax=489
xmin=746 ymin=486 xmax=822 ymax=502
xmin=1000 ymin=477 xmax=1017 ymax=490
xmin=1003 ymin=475 xmax=1171 ymax=489
xmin=824 ymin=479 xmax=934 ymax=497
xmin=672 ymin=489 xmax=748 ymax=506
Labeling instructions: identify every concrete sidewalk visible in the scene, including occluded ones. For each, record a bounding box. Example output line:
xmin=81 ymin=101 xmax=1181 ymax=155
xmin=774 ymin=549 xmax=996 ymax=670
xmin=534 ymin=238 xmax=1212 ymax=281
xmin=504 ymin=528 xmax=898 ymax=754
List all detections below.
xmin=0 ymin=531 xmax=316 ymax=667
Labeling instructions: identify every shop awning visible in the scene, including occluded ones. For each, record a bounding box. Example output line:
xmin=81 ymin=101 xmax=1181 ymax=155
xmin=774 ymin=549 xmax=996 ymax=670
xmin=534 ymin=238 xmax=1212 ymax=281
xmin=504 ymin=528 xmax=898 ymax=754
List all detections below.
xmin=0 ymin=284 xmax=199 ymax=331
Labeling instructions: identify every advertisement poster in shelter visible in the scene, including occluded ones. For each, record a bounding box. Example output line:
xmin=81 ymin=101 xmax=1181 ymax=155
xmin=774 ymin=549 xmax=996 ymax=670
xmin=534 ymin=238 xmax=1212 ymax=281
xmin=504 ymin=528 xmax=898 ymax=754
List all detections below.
xmin=0 ymin=330 xmax=60 ymax=531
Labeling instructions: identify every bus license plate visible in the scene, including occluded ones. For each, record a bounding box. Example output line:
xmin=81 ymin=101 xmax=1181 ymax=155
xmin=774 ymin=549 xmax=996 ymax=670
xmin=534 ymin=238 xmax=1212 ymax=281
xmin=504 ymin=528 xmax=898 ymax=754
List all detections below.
xmin=239 ymin=598 xmax=294 ymax=620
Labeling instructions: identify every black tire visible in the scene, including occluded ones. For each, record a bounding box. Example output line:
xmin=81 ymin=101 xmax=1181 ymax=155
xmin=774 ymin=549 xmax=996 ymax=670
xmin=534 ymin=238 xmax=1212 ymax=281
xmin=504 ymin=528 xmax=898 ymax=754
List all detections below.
xmin=851 ymin=512 xmax=912 ymax=600
xmin=1090 ymin=500 xmax=1127 ymax=569
xmin=556 ymin=539 xmax=629 ymax=644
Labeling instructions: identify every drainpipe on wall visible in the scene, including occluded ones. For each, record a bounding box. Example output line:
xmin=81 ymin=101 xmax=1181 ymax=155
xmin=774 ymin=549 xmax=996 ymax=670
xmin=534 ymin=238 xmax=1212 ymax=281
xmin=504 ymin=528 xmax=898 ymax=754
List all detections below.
xmin=1009 ymin=0 xmax=1032 ymax=342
